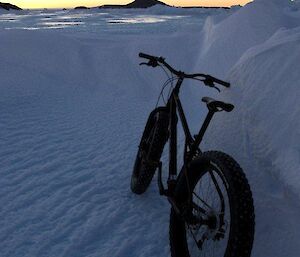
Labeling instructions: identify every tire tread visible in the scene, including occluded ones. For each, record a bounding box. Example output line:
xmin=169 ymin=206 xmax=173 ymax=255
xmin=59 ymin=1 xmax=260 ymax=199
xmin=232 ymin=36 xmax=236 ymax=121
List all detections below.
xmin=169 ymin=151 xmax=255 ymax=257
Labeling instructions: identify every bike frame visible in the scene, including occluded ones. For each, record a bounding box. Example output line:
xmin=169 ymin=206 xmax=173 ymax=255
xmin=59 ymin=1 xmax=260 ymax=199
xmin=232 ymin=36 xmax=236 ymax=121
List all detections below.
xmin=164 ymin=77 xmax=216 ymax=196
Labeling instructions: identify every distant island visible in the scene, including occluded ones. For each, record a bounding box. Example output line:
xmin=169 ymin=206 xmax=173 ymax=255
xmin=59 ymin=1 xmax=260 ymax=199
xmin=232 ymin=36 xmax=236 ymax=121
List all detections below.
xmin=98 ymin=0 xmax=231 ymax=10
xmin=182 ymin=6 xmax=230 ymax=10
xmin=74 ymin=6 xmax=90 ymax=10
xmin=99 ymin=0 xmax=168 ymax=9
xmin=0 ymin=2 xmax=22 ymax=10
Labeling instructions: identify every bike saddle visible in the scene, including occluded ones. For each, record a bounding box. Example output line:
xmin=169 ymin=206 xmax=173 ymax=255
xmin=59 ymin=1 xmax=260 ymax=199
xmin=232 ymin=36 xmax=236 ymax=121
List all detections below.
xmin=202 ymin=97 xmax=234 ymax=112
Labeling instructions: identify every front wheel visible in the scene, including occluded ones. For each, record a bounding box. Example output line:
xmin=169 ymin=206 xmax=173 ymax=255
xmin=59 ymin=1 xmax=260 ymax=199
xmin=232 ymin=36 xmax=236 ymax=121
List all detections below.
xmin=170 ymin=151 xmax=255 ymax=257
xmin=131 ymin=107 xmax=169 ymax=194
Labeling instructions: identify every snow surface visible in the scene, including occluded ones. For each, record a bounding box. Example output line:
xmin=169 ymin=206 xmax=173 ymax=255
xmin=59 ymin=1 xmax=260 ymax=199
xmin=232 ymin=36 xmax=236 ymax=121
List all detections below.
xmin=0 ymin=7 xmax=232 ymax=34
xmin=0 ymin=1 xmax=300 ymax=257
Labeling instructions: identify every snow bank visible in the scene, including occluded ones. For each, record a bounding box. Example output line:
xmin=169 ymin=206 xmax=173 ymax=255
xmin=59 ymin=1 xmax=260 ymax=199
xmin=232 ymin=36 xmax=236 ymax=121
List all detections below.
xmin=207 ymin=25 xmax=300 ymax=195
xmin=196 ymin=0 xmax=300 ymax=77
xmin=192 ymin=0 xmax=300 ymax=195
xmin=197 ymin=2 xmax=300 ymax=255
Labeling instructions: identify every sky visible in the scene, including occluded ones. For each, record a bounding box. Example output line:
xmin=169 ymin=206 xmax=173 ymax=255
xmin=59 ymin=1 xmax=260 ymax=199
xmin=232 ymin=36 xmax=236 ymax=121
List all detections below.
xmin=9 ymin=0 xmax=252 ymax=9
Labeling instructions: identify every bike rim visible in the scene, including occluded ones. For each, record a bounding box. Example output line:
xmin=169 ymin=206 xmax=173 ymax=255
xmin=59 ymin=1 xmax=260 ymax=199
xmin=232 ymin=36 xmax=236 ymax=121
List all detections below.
xmin=186 ymin=164 xmax=231 ymax=257
xmin=134 ymin=125 xmax=156 ymax=177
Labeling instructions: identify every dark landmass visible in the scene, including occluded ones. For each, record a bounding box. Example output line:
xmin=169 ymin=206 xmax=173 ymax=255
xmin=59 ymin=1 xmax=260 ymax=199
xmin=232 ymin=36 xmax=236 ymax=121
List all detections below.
xmin=0 ymin=2 xmax=22 ymax=10
xmin=98 ymin=0 xmax=233 ymax=10
xmin=74 ymin=6 xmax=90 ymax=10
xmin=99 ymin=0 xmax=168 ymax=9
xmin=182 ymin=6 xmax=230 ymax=10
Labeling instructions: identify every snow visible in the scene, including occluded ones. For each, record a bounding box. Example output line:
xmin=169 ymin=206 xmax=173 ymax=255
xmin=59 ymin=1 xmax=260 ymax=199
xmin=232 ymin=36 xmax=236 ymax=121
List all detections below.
xmin=211 ymin=26 xmax=300 ymax=194
xmin=0 ymin=7 xmax=232 ymax=33
xmin=0 ymin=1 xmax=300 ymax=257
xmin=201 ymin=0 xmax=300 ymax=195
xmin=203 ymin=22 xmax=300 ymax=257
xmin=195 ymin=0 xmax=300 ymax=77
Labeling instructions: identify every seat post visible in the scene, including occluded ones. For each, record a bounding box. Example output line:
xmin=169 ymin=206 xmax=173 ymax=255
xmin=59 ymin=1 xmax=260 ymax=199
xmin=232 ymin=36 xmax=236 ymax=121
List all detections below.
xmin=191 ymin=110 xmax=215 ymax=154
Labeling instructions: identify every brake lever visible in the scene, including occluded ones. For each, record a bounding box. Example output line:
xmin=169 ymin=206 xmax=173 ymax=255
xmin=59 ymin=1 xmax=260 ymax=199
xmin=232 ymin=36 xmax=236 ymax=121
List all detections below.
xmin=212 ymin=85 xmax=221 ymax=92
xmin=139 ymin=60 xmax=159 ymax=67
xmin=203 ymin=78 xmax=221 ymax=92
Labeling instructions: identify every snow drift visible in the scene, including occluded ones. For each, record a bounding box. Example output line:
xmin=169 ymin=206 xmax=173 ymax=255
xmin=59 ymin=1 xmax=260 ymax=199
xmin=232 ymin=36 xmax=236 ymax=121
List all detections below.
xmin=197 ymin=1 xmax=300 ymax=256
xmin=196 ymin=0 xmax=300 ymax=77
xmin=200 ymin=0 xmax=300 ymax=197
xmin=231 ymin=26 xmax=300 ymax=194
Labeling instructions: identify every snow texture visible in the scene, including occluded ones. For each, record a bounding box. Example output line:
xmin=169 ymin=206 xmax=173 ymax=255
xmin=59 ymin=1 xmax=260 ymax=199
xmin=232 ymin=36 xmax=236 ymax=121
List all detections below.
xmin=0 ymin=0 xmax=300 ymax=256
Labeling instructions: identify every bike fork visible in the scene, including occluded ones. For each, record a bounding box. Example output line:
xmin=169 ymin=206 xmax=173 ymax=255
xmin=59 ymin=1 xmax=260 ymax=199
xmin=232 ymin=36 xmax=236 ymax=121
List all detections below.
xmin=157 ymin=161 xmax=177 ymax=197
xmin=157 ymin=162 xmax=167 ymax=195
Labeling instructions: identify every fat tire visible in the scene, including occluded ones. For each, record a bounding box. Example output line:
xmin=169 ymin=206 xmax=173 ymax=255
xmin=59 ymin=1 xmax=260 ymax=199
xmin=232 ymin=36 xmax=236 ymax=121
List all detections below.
xmin=169 ymin=151 xmax=255 ymax=257
xmin=131 ymin=107 xmax=169 ymax=194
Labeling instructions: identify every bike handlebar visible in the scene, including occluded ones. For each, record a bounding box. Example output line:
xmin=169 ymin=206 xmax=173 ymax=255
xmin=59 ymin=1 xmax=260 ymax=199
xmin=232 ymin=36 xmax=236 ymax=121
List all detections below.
xmin=139 ymin=52 xmax=158 ymax=60
xmin=139 ymin=52 xmax=230 ymax=88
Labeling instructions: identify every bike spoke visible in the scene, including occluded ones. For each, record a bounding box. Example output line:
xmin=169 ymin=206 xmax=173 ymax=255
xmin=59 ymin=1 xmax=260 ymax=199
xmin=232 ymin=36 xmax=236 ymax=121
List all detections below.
xmin=185 ymin=168 xmax=231 ymax=257
xmin=192 ymin=192 xmax=213 ymax=211
xmin=186 ymin=224 xmax=202 ymax=250
xmin=192 ymin=202 xmax=208 ymax=217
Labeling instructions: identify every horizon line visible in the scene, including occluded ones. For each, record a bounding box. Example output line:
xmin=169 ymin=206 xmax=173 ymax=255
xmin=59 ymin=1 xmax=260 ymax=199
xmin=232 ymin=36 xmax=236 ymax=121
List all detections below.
xmin=16 ymin=5 xmax=243 ymax=10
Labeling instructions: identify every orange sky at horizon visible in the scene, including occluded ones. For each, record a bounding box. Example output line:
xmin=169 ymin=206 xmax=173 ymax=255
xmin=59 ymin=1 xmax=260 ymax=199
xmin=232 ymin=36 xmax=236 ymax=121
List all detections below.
xmin=9 ymin=0 xmax=252 ymax=9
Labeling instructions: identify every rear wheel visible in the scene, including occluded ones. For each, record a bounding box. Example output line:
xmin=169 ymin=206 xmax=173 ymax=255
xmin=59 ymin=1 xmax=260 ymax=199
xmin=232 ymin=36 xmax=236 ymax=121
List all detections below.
xmin=131 ymin=107 xmax=169 ymax=194
xmin=170 ymin=151 xmax=255 ymax=257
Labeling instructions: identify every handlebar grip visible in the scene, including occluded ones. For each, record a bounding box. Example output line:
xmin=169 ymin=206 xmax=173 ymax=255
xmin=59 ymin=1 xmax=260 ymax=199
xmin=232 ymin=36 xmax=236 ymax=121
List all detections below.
xmin=139 ymin=52 xmax=156 ymax=60
xmin=209 ymin=76 xmax=231 ymax=88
